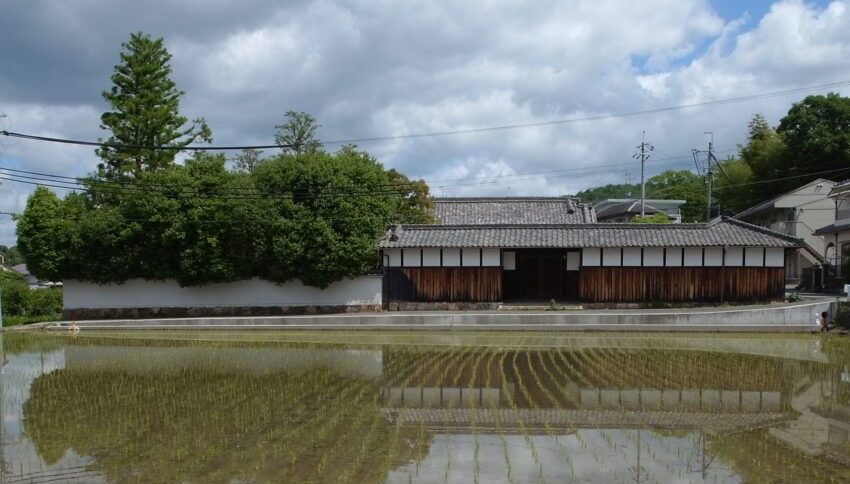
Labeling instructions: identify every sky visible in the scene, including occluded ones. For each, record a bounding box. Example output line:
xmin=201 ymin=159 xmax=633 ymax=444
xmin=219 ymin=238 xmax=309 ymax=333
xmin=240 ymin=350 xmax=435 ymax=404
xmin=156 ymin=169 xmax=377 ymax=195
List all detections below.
xmin=1 ymin=0 xmax=849 ymax=245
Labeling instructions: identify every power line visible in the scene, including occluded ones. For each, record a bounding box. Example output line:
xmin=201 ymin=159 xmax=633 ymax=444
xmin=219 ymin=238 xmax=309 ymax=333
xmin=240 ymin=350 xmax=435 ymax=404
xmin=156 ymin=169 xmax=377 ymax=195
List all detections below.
xmin=2 ymin=80 xmax=849 ymax=151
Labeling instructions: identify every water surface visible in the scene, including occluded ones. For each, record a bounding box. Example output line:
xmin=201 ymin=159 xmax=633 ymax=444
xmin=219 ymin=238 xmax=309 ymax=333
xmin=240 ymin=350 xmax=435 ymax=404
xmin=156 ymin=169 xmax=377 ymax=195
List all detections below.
xmin=2 ymin=331 xmax=849 ymax=483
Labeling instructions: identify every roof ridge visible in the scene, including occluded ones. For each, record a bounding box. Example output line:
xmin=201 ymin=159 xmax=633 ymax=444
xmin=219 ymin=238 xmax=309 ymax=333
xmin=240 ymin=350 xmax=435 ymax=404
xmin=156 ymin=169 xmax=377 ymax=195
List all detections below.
xmin=720 ymin=216 xmax=805 ymax=244
xmin=398 ymin=222 xmax=711 ymax=229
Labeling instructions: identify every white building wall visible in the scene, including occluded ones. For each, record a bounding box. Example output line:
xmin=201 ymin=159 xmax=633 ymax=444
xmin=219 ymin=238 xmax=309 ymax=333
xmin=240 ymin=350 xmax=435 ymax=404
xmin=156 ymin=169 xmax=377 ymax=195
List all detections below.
xmin=422 ymin=249 xmax=441 ymax=266
xmin=725 ymin=247 xmax=744 ymax=267
xmin=403 ymin=249 xmax=421 ymax=267
xmin=442 ymin=248 xmax=461 ymax=266
xmin=622 ymin=248 xmax=641 ymax=266
xmin=462 ymin=248 xmax=481 ymax=266
xmin=482 ymin=248 xmax=501 ymax=266
xmin=684 ymin=248 xmax=703 ymax=267
xmin=643 ymin=247 xmax=664 ymax=266
xmin=602 ymin=248 xmax=621 ymax=266
xmin=63 ymin=277 xmax=383 ymax=309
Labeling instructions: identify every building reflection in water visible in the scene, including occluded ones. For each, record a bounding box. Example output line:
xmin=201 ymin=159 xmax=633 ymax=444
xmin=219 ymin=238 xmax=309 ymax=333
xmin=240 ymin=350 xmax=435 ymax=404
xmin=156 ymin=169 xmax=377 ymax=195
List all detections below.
xmin=2 ymin=333 xmax=850 ymax=483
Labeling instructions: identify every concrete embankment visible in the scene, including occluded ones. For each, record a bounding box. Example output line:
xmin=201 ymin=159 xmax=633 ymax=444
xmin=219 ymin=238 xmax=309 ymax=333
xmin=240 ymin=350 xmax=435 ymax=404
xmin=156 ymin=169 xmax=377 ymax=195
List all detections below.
xmin=15 ymin=298 xmax=834 ymax=332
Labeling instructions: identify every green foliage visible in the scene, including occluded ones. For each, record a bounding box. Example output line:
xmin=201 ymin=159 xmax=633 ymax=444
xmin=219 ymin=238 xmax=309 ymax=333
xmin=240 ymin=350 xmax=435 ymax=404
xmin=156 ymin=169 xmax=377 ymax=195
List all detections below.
xmin=576 ymin=171 xmax=706 ymax=222
xmin=713 ymin=158 xmax=754 ymax=214
xmin=574 ymin=183 xmax=638 ymax=204
xmin=385 ymin=168 xmax=435 ymax=223
xmin=97 ymin=32 xmax=211 ymax=179
xmin=645 ymin=170 xmax=707 ymax=222
xmin=232 ymin=148 xmax=264 ymax=173
xmin=0 ymin=244 xmax=24 ymax=265
xmin=275 ymin=111 xmax=322 ymax=154
xmin=0 ymin=271 xmax=62 ymax=325
xmin=17 ymin=148 xmax=427 ymax=288
xmin=631 ymin=212 xmax=669 ymax=224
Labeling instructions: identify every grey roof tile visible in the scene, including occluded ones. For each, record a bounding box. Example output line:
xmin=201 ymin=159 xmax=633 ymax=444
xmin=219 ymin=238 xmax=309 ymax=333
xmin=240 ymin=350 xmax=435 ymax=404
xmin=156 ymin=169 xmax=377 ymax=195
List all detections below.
xmin=432 ymin=197 xmax=595 ymax=225
xmin=379 ymin=217 xmax=803 ymax=249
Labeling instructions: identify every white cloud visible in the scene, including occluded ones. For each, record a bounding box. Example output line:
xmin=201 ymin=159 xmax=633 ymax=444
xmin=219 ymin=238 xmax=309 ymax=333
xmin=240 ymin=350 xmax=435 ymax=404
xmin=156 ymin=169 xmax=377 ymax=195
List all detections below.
xmin=1 ymin=0 xmax=850 ymax=247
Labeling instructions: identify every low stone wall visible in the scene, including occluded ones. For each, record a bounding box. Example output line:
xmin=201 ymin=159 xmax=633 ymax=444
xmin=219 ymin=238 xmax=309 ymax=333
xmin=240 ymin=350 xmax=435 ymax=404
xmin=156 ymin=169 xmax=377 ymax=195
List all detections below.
xmin=64 ymin=304 xmax=382 ymax=321
xmin=387 ymin=302 xmax=502 ymax=311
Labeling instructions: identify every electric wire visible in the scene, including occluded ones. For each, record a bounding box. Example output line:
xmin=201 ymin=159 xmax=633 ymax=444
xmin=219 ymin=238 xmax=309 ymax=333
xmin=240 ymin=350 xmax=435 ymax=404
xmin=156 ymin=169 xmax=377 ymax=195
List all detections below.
xmin=2 ymin=81 xmax=848 ymax=151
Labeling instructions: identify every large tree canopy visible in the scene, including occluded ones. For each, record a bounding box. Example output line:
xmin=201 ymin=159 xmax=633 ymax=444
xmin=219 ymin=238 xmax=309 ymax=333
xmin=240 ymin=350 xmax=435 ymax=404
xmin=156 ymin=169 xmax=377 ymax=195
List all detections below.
xmin=17 ymin=148 xmax=428 ymax=287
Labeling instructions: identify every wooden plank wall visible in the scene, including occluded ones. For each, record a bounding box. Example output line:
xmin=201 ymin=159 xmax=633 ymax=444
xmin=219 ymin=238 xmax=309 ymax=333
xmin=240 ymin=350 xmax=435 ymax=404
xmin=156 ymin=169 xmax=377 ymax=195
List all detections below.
xmin=579 ymin=267 xmax=785 ymax=303
xmin=385 ymin=267 xmax=502 ymax=302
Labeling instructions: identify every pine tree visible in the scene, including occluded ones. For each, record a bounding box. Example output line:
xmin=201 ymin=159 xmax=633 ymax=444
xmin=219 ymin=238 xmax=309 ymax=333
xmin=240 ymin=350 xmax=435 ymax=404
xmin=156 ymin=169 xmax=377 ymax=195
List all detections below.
xmin=97 ymin=32 xmax=211 ymax=179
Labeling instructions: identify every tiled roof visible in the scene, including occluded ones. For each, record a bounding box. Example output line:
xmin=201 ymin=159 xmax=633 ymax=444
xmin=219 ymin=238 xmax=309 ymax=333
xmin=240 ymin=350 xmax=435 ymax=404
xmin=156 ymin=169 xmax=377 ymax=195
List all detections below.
xmin=595 ymin=200 xmax=663 ymax=219
xmin=379 ymin=217 xmax=803 ymax=249
xmin=432 ymin=197 xmax=595 ymax=225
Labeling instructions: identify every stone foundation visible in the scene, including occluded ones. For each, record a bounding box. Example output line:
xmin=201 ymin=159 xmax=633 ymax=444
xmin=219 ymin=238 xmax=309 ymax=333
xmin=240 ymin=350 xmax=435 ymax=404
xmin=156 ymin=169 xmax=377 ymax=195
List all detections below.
xmin=64 ymin=304 xmax=382 ymax=320
xmin=387 ymin=302 xmax=502 ymax=311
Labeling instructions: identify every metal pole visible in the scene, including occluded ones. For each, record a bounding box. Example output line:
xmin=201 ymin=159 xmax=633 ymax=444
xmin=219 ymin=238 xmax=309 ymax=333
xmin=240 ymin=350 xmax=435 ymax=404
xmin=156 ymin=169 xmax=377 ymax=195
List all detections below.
xmin=705 ymin=133 xmax=715 ymax=221
xmin=641 ymin=131 xmax=646 ymax=217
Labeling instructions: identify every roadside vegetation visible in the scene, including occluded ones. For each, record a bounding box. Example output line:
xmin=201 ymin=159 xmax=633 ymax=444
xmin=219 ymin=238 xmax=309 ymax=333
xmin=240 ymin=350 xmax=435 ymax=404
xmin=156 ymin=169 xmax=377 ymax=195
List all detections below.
xmin=0 ymin=271 xmax=62 ymax=326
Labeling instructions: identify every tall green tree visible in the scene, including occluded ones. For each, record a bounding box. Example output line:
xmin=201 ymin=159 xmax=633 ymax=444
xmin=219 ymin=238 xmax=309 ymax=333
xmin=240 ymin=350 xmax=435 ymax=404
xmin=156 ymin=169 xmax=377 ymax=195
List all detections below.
xmin=776 ymin=93 xmax=850 ymax=189
xmin=574 ymin=183 xmax=639 ymax=204
xmin=713 ymin=158 xmax=754 ymax=215
xmin=97 ymin=32 xmax=211 ymax=179
xmin=274 ymin=111 xmax=322 ymax=154
xmin=738 ymin=113 xmax=787 ymax=201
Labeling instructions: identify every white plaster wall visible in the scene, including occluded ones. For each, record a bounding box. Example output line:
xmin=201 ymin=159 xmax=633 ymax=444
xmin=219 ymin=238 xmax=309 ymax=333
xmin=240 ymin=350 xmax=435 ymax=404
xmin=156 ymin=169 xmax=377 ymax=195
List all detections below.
xmin=422 ymin=249 xmax=441 ymax=267
xmin=443 ymin=248 xmax=461 ymax=266
xmin=665 ymin=248 xmax=683 ymax=267
xmin=64 ymin=277 xmax=383 ymax=309
xmin=503 ymin=251 xmax=516 ymax=270
xmin=582 ymin=248 xmax=601 ymax=266
xmin=622 ymin=248 xmax=641 ymax=267
xmin=566 ymin=252 xmax=580 ymax=271
xmin=482 ymin=248 xmax=501 ymax=267
xmin=643 ymin=247 xmax=663 ymax=266
xmin=385 ymin=249 xmax=401 ymax=267
xmin=403 ymin=249 xmax=421 ymax=267
xmin=684 ymin=248 xmax=703 ymax=267
xmin=704 ymin=247 xmax=723 ymax=267
xmin=765 ymin=247 xmax=784 ymax=267
xmin=726 ymin=247 xmax=743 ymax=267
xmin=602 ymin=248 xmax=621 ymax=266
xmin=462 ymin=248 xmax=481 ymax=266
xmin=745 ymin=248 xmax=765 ymax=267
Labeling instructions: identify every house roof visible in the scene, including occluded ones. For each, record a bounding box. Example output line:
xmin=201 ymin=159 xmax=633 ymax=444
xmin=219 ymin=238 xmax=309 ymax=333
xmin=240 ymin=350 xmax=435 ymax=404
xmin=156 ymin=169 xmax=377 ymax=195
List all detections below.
xmin=734 ymin=178 xmax=834 ymax=220
xmin=432 ymin=197 xmax=596 ymax=225
xmin=380 ymin=217 xmax=803 ymax=249
xmin=813 ymin=222 xmax=850 ymax=235
xmin=10 ymin=263 xmax=29 ymax=276
xmin=595 ymin=200 xmax=664 ymax=219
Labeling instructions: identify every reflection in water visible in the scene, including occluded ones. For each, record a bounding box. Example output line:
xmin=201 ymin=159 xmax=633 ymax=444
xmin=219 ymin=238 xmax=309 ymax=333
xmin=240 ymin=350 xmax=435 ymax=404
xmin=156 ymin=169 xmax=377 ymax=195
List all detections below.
xmin=1 ymin=331 xmax=850 ymax=482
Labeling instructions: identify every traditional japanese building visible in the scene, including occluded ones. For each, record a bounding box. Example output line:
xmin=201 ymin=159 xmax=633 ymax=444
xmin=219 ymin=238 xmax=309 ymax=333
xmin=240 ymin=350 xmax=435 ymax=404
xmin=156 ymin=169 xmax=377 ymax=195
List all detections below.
xmin=379 ymin=197 xmax=807 ymax=308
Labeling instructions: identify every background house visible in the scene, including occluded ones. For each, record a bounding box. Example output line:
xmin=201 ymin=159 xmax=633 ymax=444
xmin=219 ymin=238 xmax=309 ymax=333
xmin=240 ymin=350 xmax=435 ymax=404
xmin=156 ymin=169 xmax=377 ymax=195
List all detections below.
xmin=595 ymin=199 xmax=686 ymax=223
xmin=734 ymin=178 xmax=834 ymax=285
xmin=814 ymin=179 xmax=850 ymax=281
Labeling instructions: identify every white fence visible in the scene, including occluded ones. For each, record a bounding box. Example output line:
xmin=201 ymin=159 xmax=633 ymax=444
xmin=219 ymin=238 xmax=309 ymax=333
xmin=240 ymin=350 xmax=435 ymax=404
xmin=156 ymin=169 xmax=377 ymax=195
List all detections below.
xmin=63 ymin=277 xmax=382 ymax=309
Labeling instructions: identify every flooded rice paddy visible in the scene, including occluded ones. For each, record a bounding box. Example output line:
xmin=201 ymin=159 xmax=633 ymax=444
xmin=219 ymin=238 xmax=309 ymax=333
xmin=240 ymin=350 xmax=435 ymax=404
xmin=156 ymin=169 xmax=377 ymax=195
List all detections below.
xmin=2 ymin=330 xmax=850 ymax=483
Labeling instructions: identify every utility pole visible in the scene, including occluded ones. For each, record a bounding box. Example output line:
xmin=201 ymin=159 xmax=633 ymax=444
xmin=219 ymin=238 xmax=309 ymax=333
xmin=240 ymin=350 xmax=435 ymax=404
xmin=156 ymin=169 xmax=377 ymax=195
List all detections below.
xmin=704 ymin=132 xmax=716 ymax=220
xmin=692 ymin=132 xmax=718 ymax=221
xmin=633 ymin=131 xmax=654 ymax=217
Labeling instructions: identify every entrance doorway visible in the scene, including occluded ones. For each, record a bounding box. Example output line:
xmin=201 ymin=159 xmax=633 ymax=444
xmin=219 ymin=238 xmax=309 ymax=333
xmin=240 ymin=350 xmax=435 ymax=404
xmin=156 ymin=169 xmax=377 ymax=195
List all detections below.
xmin=503 ymin=249 xmax=579 ymax=302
